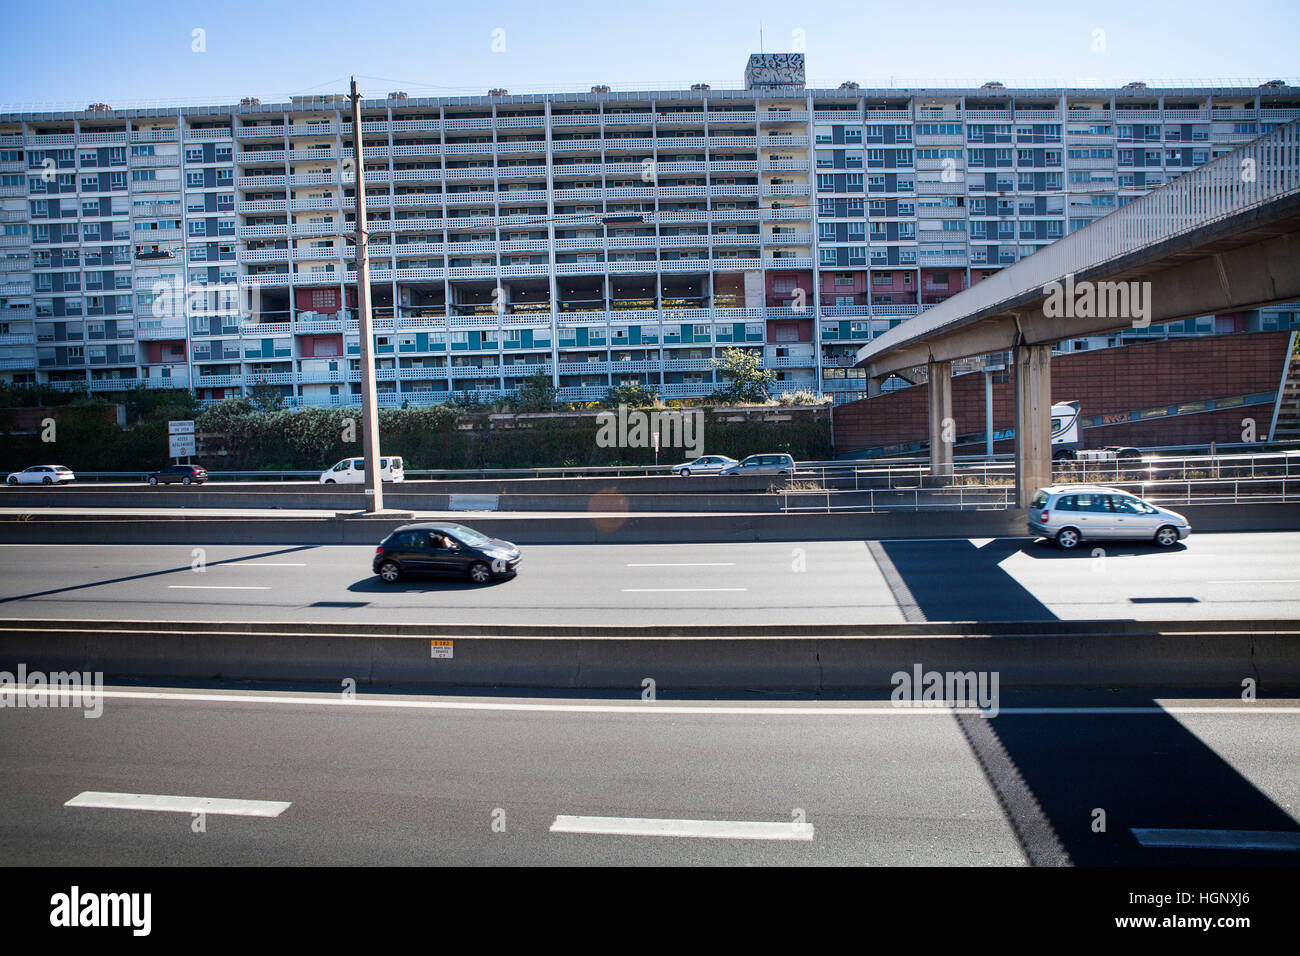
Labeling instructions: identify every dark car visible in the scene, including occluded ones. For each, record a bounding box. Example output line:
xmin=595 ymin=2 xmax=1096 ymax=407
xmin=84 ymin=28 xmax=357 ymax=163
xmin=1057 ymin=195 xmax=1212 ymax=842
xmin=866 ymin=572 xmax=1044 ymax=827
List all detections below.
xmin=373 ymin=522 xmax=521 ymax=585
xmin=148 ymin=464 xmax=208 ymax=486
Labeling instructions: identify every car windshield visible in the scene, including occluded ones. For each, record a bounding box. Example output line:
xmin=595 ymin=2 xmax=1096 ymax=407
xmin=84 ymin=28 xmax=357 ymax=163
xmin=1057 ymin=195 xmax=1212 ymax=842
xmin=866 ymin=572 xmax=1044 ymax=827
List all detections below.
xmin=444 ymin=524 xmax=491 ymax=547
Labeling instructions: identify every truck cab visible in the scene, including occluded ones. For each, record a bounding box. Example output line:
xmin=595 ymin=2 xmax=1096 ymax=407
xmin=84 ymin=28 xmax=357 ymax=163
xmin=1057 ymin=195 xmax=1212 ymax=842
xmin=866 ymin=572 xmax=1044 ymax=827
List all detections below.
xmin=1051 ymin=401 xmax=1141 ymax=462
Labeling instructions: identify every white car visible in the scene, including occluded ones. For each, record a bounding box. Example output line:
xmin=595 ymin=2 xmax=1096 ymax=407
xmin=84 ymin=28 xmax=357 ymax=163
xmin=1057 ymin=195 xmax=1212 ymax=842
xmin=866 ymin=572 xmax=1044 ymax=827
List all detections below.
xmin=7 ymin=465 xmax=76 ymax=485
xmin=671 ymin=455 xmax=738 ymax=477
xmin=320 ymin=456 xmax=405 ymax=484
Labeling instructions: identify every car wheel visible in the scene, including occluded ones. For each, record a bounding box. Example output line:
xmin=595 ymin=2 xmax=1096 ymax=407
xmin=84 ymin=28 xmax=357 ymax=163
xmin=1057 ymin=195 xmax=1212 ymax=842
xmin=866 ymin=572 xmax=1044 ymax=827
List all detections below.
xmin=1055 ymin=527 xmax=1081 ymax=550
xmin=679 ymin=468 xmax=690 ymax=478
xmin=377 ymin=561 xmax=401 ymax=583
xmin=148 ymin=476 xmax=158 ymax=486
xmin=42 ymin=476 xmax=52 ymax=485
xmin=1155 ymin=525 xmax=1180 ymax=548
xmin=6 ymin=476 xmax=16 ymax=485
xmin=183 ymin=476 xmax=192 ymax=485
xmin=325 ymin=479 xmax=335 ymax=484
xmin=468 ymin=561 xmax=492 ymax=585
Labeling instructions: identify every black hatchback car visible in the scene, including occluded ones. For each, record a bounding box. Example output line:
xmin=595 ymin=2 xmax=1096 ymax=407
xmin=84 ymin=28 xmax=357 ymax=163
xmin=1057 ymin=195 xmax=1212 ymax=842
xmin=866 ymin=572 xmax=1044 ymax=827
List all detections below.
xmin=373 ymin=522 xmax=521 ymax=585
xmin=148 ymin=464 xmax=208 ymax=486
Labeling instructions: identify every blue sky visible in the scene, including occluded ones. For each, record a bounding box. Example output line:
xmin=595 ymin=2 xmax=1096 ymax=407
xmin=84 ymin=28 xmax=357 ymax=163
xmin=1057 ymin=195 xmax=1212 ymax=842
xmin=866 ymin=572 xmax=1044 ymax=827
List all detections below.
xmin=1 ymin=0 xmax=1297 ymax=108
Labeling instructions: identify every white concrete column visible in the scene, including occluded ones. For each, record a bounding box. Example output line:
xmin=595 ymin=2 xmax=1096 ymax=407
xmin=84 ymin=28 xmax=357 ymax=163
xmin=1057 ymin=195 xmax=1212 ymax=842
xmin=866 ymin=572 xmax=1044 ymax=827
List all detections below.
xmin=1014 ymin=343 xmax=1052 ymax=509
xmin=927 ymin=360 xmax=953 ymax=479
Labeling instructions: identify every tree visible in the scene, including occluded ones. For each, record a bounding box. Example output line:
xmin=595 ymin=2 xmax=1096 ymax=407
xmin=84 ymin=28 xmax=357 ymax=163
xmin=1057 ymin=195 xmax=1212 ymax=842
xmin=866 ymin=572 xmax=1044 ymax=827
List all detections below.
xmin=515 ymin=372 xmax=560 ymax=412
xmin=601 ymin=383 xmax=658 ymax=408
xmin=247 ymin=378 xmax=285 ymax=413
xmin=711 ymin=347 xmax=774 ymax=404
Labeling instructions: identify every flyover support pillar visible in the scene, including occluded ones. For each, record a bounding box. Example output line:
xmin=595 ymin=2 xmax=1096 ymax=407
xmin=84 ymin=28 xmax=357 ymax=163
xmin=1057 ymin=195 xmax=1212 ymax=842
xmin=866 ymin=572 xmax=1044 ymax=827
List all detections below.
xmin=1014 ymin=344 xmax=1052 ymax=509
xmin=927 ymin=360 xmax=953 ymax=480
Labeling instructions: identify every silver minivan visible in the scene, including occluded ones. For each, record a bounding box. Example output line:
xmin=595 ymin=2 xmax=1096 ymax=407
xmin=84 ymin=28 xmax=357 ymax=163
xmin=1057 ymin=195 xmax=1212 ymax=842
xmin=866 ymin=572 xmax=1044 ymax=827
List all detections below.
xmin=1028 ymin=485 xmax=1191 ymax=549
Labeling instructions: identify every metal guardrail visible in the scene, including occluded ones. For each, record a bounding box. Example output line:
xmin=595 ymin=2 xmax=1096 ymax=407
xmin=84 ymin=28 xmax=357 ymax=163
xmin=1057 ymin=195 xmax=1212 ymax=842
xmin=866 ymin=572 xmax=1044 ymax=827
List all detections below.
xmin=857 ymin=118 xmax=1300 ymax=367
xmin=781 ymin=451 xmax=1300 ymax=511
xmin=17 ymin=449 xmax=1300 ymax=492
xmin=43 ymin=464 xmax=682 ymax=483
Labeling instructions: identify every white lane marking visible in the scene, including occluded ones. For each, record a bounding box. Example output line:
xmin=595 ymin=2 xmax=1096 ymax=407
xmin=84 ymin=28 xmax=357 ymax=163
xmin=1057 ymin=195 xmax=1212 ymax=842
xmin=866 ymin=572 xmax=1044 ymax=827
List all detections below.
xmin=166 ymin=585 xmax=271 ymax=590
xmin=1208 ymin=579 xmax=1300 ymax=585
xmin=621 ymin=587 xmax=748 ymax=593
xmin=626 ymin=562 xmax=737 ymax=567
xmin=551 ymin=814 xmax=813 ymax=841
xmin=11 ymin=686 xmax=1300 ymax=717
xmin=66 ymin=791 xmax=290 ymax=817
xmin=1130 ymin=828 xmax=1300 ymax=851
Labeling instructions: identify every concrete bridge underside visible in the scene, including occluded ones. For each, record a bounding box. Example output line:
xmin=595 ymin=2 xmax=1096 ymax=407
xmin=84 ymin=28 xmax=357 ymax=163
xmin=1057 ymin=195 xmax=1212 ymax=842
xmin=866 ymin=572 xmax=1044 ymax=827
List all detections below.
xmin=859 ymin=193 xmax=1300 ymax=508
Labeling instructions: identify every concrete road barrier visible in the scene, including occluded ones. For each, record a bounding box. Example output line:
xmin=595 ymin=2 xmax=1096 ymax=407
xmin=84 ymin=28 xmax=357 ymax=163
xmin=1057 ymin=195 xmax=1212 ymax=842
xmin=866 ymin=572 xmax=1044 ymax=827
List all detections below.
xmin=1 ymin=618 xmax=1296 ymax=690
xmin=0 ymin=503 xmax=1297 ymax=545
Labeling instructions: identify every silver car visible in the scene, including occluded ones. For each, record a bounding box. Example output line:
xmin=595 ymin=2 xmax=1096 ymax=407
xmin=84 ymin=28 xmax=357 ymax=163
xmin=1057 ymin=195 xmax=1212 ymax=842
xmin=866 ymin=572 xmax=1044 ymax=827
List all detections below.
xmin=671 ymin=455 xmax=738 ymax=477
xmin=1028 ymin=485 xmax=1191 ymax=549
xmin=719 ymin=453 xmax=796 ymax=477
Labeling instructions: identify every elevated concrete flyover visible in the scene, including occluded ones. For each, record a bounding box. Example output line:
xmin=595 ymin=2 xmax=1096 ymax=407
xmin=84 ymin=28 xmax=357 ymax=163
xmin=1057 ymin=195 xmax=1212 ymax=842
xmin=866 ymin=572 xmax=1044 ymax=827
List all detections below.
xmin=857 ymin=119 xmax=1300 ymax=507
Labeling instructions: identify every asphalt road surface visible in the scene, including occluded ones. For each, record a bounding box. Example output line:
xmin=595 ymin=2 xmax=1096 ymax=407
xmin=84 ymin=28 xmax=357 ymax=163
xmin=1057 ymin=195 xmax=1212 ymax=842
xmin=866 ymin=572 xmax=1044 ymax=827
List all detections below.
xmin=1 ymin=532 xmax=1298 ymax=625
xmin=1 ymin=684 xmax=1296 ymax=865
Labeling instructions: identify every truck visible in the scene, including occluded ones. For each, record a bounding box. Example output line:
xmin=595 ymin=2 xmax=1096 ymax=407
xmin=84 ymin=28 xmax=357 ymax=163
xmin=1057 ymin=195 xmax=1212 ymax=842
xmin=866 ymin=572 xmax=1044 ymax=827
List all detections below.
xmin=1050 ymin=401 xmax=1142 ymax=462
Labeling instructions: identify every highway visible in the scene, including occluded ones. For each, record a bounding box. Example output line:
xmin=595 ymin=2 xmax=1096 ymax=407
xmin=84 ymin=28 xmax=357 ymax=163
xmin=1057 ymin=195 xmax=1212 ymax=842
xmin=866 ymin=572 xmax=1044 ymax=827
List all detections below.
xmin=1 ymin=532 xmax=1299 ymax=625
xmin=1 ymin=684 xmax=1296 ymax=865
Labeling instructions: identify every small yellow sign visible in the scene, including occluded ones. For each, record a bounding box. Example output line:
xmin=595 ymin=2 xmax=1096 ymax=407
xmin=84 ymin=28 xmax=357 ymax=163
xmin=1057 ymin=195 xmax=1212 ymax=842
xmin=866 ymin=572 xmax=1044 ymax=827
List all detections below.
xmin=430 ymin=640 xmax=453 ymax=659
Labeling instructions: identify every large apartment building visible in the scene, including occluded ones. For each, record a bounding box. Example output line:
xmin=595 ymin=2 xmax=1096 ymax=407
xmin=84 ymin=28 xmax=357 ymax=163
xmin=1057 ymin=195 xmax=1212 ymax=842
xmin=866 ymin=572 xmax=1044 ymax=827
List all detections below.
xmin=1 ymin=54 xmax=1298 ymax=407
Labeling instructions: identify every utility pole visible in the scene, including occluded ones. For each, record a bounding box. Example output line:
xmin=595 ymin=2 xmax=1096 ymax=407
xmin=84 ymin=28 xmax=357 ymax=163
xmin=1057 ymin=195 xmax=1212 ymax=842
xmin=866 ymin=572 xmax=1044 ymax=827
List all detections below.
xmin=350 ymin=77 xmax=383 ymax=512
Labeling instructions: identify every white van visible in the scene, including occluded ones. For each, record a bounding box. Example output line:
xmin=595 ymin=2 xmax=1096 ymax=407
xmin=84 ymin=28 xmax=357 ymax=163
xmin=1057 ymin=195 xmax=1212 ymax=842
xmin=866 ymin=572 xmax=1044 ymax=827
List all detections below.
xmin=320 ymin=456 xmax=405 ymax=484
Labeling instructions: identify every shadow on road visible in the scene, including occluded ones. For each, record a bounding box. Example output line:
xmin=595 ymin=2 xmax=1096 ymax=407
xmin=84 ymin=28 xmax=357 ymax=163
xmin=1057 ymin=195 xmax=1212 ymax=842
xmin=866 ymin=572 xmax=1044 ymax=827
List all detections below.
xmin=0 ymin=545 xmax=319 ymax=604
xmin=866 ymin=535 xmax=1298 ymax=865
xmin=347 ymin=573 xmax=513 ymax=594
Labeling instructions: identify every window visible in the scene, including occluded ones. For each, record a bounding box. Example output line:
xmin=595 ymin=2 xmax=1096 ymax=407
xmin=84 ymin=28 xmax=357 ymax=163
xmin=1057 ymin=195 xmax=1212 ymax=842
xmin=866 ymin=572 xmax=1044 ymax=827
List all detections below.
xmin=185 ymin=147 xmax=204 ymax=163
xmin=186 ymin=171 xmax=204 ymax=188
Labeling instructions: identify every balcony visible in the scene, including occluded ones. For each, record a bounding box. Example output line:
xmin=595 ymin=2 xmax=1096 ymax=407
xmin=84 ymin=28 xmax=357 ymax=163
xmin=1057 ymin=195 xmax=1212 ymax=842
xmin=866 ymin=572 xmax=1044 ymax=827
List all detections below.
xmin=136 ymin=321 xmax=188 ymax=340
xmin=195 ymin=374 xmax=243 ymax=387
xmin=132 ymin=129 xmax=179 ymax=143
xmin=131 ymin=179 xmax=183 ymax=193
xmin=237 ymin=150 xmax=287 ymax=164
